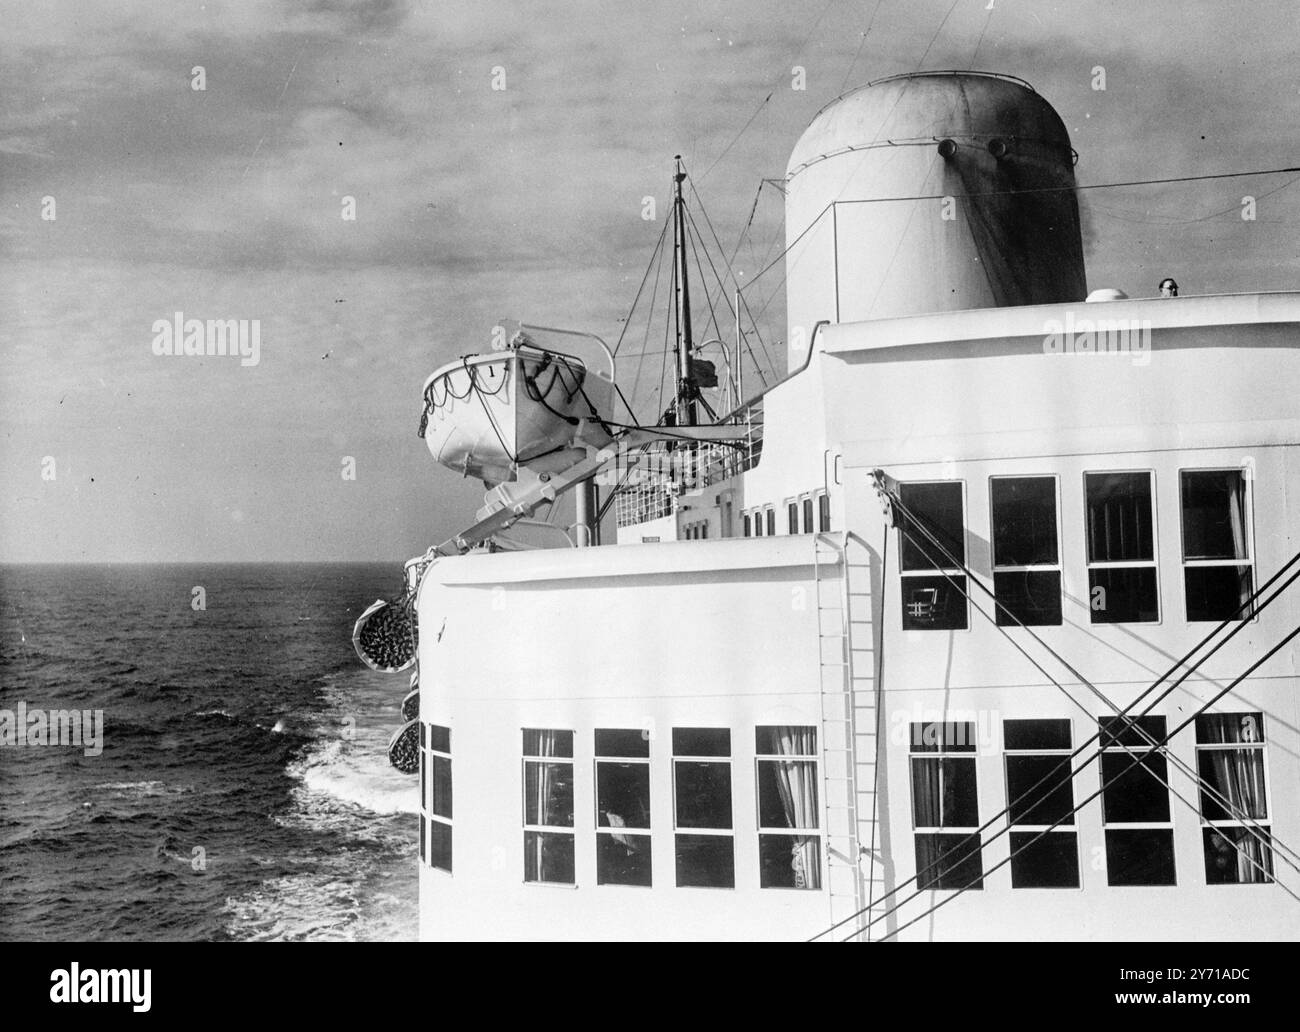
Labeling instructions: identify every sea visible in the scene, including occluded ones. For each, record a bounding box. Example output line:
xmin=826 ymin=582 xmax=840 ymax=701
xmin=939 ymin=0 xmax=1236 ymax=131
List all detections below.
xmin=0 ymin=563 xmax=418 ymax=942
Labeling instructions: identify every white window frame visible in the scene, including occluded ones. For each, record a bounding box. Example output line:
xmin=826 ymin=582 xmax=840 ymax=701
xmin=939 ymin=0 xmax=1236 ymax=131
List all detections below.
xmin=521 ymin=728 xmax=575 ymax=886
xmin=897 ymin=480 xmax=970 ymax=632
xmin=1195 ymin=712 xmax=1273 ymax=885
xmin=908 ymin=721 xmax=982 ymax=890
xmin=1083 ymin=469 xmax=1161 ymax=624
xmin=672 ymin=728 xmax=735 ymax=889
xmin=594 ymin=729 xmax=652 ymax=887
xmin=1098 ymin=715 xmax=1176 ymax=886
xmin=1178 ymin=467 xmax=1256 ymax=622
xmin=989 ymin=474 xmax=1063 ymax=627
xmin=755 ymin=727 xmax=822 ymax=891
xmin=423 ymin=722 xmax=453 ymax=875
xmin=815 ymin=489 xmax=830 ymax=533
xmin=785 ymin=498 xmax=799 ymax=535
xmin=1002 ymin=718 xmax=1080 ymax=889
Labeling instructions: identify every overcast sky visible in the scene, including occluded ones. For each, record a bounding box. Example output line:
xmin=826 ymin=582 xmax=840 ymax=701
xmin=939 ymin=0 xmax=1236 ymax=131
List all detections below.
xmin=2 ymin=0 xmax=1298 ymax=561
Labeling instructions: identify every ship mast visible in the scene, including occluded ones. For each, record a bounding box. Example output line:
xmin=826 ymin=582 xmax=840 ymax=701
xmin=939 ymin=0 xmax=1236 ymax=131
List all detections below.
xmin=672 ymin=156 xmax=698 ymax=428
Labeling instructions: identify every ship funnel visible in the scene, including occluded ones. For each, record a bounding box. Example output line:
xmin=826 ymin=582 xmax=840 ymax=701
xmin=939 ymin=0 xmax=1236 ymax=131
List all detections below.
xmin=784 ymin=71 xmax=1087 ymax=367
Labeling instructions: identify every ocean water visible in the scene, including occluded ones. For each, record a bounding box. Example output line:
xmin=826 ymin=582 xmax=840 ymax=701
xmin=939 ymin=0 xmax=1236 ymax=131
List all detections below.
xmin=0 ymin=563 xmax=418 ymax=942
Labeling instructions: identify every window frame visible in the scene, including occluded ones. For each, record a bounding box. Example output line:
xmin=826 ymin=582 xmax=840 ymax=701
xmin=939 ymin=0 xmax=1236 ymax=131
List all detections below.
xmin=786 ymin=499 xmax=799 ymax=535
xmin=521 ymin=728 xmax=576 ymax=886
xmin=672 ymin=727 xmax=736 ymax=889
xmin=816 ymin=490 xmax=831 ymax=532
xmin=1195 ymin=712 xmax=1273 ymax=885
xmin=1178 ymin=467 xmax=1257 ymax=623
xmin=422 ymin=722 xmax=453 ymax=875
xmin=1098 ymin=715 xmax=1176 ymax=886
xmin=907 ymin=721 xmax=982 ymax=890
xmin=989 ymin=474 xmax=1064 ymax=627
xmin=1083 ymin=469 xmax=1162 ymax=625
xmin=765 ymin=506 xmax=776 ymax=537
xmin=897 ymin=479 xmax=970 ymax=632
xmin=594 ymin=728 xmax=653 ymax=888
xmin=1002 ymin=718 xmax=1081 ymax=889
xmin=754 ymin=726 xmax=822 ymax=891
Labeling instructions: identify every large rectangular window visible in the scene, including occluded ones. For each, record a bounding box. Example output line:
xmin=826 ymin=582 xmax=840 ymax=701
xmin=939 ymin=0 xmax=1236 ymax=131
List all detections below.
xmin=1003 ymin=719 xmax=1079 ymax=887
xmin=755 ymin=726 xmax=821 ymax=889
xmin=991 ymin=476 xmax=1062 ymax=626
xmin=909 ymin=721 xmax=982 ymax=889
xmin=673 ymin=728 xmax=734 ymax=888
xmin=1085 ymin=472 xmax=1159 ymax=623
xmin=1196 ymin=713 xmax=1272 ymax=885
xmin=522 ymin=729 xmax=575 ymax=885
xmin=1100 ymin=716 xmax=1175 ymax=885
xmin=899 ymin=482 xmax=967 ymax=630
xmin=595 ymin=729 xmax=652 ymax=886
xmin=1181 ymin=470 xmax=1254 ymax=622
xmin=423 ymin=723 xmax=452 ymax=873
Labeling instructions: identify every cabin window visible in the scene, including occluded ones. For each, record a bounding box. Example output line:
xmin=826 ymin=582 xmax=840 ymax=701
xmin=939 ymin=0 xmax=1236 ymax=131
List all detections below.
xmin=1099 ymin=716 xmax=1175 ymax=885
xmin=898 ymin=482 xmax=968 ymax=631
xmin=802 ymin=497 xmax=814 ymax=535
xmin=423 ymin=723 xmax=453 ymax=873
xmin=753 ymin=510 xmax=763 ymax=537
xmin=1003 ymin=719 xmax=1079 ymax=887
xmin=755 ymin=726 xmax=821 ymax=889
xmin=673 ymin=728 xmax=734 ymax=888
xmin=522 ymin=729 xmax=575 ymax=885
xmin=787 ymin=501 xmax=799 ymax=535
xmin=1196 ymin=713 xmax=1272 ymax=885
xmin=818 ymin=492 xmax=831 ymax=532
xmin=595 ymin=729 xmax=653 ymax=886
xmin=765 ymin=507 xmax=776 ymax=536
xmin=991 ymin=476 xmax=1062 ymax=626
xmin=909 ymin=721 xmax=982 ymax=889
xmin=743 ymin=513 xmax=752 ymax=537
xmin=1085 ymin=472 xmax=1159 ymax=623
xmin=1181 ymin=470 xmax=1254 ymax=621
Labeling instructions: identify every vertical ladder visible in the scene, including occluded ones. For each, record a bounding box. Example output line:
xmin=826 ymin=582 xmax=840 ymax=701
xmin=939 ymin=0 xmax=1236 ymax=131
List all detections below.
xmin=814 ymin=531 xmax=883 ymax=942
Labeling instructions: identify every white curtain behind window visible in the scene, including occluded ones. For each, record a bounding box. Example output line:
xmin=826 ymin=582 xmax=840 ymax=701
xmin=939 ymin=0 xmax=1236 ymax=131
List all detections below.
xmin=1201 ymin=714 xmax=1270 ymax=883
xmin=773 ymin=726 xmax=821 ymax=889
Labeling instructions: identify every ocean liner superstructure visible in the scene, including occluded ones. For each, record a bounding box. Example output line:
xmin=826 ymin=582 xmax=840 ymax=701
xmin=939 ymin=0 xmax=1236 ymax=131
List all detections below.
xmin=355 ymin=72 xmax=1300 ymax=941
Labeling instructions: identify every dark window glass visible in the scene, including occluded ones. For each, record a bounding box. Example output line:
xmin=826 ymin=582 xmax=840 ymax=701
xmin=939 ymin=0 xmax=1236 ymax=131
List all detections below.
xmin=909 ymin=721 xmax=977 ymax=753
xmin=674 ymin=762 xmax=732 ymax=829
xmin=759 ymin=835 xmax=822 ymax=889
xmin=1009 ymin=831 xmax=1080 ymax=888
xmin=595 ymin=728 xmax=650 ymax=757
xmin=597 ymin=832 xmax=652 ymax=886
xmin=900 ymin=482 xmax=965 ymax=570
xmin=754 ymin=513 xmax=763 ymax=537
xmin=756 ymin=759 xmax=818 ymax=827
xmin=1004 ymin=718 xmax=1072 ymax=751
xmin=910 ymin=757 xmax=979 ymax=828
xmin=522 ymin=728 xmax=573 ymax=757
xmin=915 ymin=833 xmax=983 ymax=890
xmin=1203 ymin=827 xmax=1273 ymax=885
xmin=1196 ymin=750 xmax=1267 ymax=821
xmin=597 ymin=762 xmax=650 ymax=829
xmin=991 ymin=477 xmax=1059 ymax=565
xmin=788 ymin=502 xmax=798 ymax=534
xmin=1105 ymin=828 xmax=1175 ymax=885
xmin=1006 ymin=754 xmax=1075 ymax=826
xmin=430 ymin=755 xmax=452 ymax=819
xmin=1088 ymin=567 xmax=1159 ymax=623
xmin=1195 ymin=712 xmax=1264 ymax=744
xmin=1185 ymin=566 xmax=1254 ymax=622
xmin=743 ymin=513 xmax=751 ymax=537
xmin=755 ymin=726 xmax=817 ymax=754
xmin=523 ymin=831 xmax=574 ymax=884
xmin=673 ymin=727 xmax=730 ymax=757
xmin=1086 ymin=472 xmax=1154 ymax=562
xmin=675 ymin=835 xmax=735 ymax=888
xmin=430 ymin=724 xmax=450 ymax=753
xmin=818 ymin=493 xmax=831 ymax=532
xmin=901 ymin=575 xmax=968 ymax=630
xmin=766 ymin=509 xmax=775 ymax=536
xmin=1181 ymin=470 xmax=1249 ymax=560
xmin=524 ymin=763 xmax=573 ymax=827
xmin=429 ymin=820 xmax=452 ymax=872
xmin=1099 ymin=715 xmax=1166 ymax=749
xmin=803 ymin=498 xmax=814 ymax=534
xmin=993 ymin=570 xmax=1062 ymax=626
xmin=1100 ymin=752 xmax=1171 ymax=824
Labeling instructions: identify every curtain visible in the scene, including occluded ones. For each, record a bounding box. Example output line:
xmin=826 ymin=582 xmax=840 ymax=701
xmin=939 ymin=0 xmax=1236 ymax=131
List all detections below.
xmin=1227 ymin=473 xmax=1248 ymax=560
xmin=773 ymin=726 xmax=821 ymax=889
xmin=1200 ymin=714 xmax=1270 ymax=883
xmin=911 ymin=756 xmax=942 ymax=827
xmin=526 ymin=730 xmax=560 ymax=881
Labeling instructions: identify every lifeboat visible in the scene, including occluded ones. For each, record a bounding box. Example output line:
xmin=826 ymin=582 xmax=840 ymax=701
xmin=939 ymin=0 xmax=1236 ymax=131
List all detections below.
xmin=419 ymin=327 xmax=616 ymax=485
